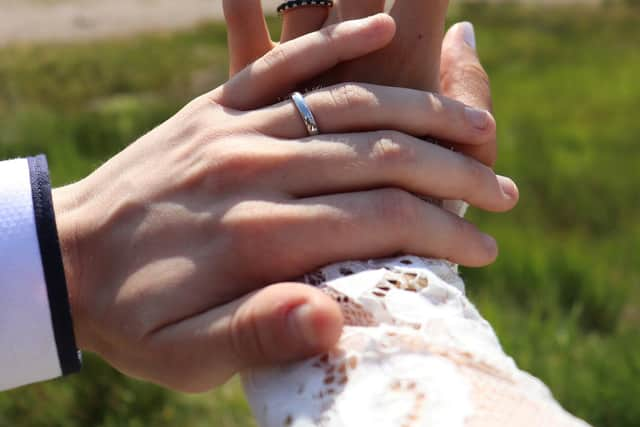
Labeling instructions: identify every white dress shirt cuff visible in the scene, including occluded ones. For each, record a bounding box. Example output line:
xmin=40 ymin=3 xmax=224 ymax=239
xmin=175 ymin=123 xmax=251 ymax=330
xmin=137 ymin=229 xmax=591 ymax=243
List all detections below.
xmin=0 ymin=156 xmax=81 ymax=392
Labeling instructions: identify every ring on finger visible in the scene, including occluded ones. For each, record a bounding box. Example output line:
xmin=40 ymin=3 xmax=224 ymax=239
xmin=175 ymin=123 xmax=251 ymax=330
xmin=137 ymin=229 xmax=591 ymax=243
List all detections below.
xmin=290 ymin=91 xmax=320 ymax=137
xmin=277 ymin=0 xmax=334 ymax=15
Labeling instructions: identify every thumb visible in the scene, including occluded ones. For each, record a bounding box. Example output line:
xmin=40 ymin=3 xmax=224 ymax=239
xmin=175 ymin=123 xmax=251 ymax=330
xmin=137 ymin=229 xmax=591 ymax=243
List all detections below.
xmin=226 ymin=283 xmax=343 ymax=370
xmin=440 ymin=22 xmax=497 ymax=166
xmin=151 ymin=283 xmax=343 ymax=393
xmin=223 ymin=0 xmax=274 ymax=76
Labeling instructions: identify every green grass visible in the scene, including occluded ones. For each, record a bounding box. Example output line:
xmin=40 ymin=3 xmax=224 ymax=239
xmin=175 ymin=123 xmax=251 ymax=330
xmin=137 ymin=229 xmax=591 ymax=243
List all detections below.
xmin=1 ymin=3 xmax=639 ymax=426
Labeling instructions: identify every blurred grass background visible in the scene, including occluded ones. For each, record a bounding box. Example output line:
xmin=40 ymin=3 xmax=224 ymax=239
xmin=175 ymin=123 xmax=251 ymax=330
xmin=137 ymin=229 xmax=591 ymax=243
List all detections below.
xmin=1 ymin=3 xmax=638 ymax=426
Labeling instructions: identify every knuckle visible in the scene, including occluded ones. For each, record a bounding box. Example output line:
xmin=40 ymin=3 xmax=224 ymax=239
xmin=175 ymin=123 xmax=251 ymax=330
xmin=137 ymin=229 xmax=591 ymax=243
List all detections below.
xmin=460 ymin=155 xmax=492 ymax=196
xmin=483 ymin=118 xmax=498 ymax=142
xmin=373 ymin=188 xmax=420 ymax=229
xmin=228 ymin=298 xmax=271 ymax=365
xmin=441 ymin=61 xmax=491 ymax=97
xmin=367 ymin=131 xmax=411 ymax=166
xmin=208 ymin=150 xmax=256 ymax=184
xmin=327 ymin=83 xmax=375 ymax=112
xmin=222 ymin=207 xmax=263 ymax=257
xmin=319 ymin=26 xmax=339 ymax=51
xmin=445 ymin=222 xmax=473 ymax=263
xmin=424 ymin=92 xmax=445 ymax=115
xmin=440 ymin=215 xmax=478 ymax=261
xmin=260 ymin=45 xmax=289 ymax=70
xmin=221 ymin=201 xmax=286 ymax=270
xmin=205 ymin=141 xmax=288 ymax=187
xmin=220 ymin=148 xmax=261 ymax=174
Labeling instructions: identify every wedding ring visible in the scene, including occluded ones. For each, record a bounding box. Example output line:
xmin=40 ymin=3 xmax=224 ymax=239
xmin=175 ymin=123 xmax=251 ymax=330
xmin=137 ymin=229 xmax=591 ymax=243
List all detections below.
xmin=290 ymin=91 xmax=320 ymax=137
xmin=277 ymin=0 xmax=334 ymax=15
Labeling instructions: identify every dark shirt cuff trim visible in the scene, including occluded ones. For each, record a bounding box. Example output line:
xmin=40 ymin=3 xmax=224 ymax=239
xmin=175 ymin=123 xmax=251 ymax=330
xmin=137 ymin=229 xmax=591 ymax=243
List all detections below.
xmin=28 ymin=155 xmax=81 ymax=376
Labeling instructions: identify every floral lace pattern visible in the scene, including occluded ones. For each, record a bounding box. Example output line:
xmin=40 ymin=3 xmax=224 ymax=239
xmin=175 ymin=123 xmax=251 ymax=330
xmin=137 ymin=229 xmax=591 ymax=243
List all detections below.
xmin=243 ymin=202 xmax=590 ymax=427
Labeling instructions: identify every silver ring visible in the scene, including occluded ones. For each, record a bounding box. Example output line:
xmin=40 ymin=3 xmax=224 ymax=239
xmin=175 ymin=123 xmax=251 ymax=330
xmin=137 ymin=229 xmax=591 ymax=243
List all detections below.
xmin=290 ymin=91 xmax=320 ymax=137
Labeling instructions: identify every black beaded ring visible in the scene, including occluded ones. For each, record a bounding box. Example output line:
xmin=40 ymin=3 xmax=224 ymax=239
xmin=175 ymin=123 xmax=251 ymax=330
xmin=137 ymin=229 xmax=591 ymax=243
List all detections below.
xmin=277 ymin=0 xmax=334 ymax=15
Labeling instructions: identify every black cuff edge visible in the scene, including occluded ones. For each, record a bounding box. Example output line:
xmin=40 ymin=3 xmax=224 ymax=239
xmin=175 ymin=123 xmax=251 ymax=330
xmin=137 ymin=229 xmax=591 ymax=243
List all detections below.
xmin=28 ymin=155 xmax=82 ymax=376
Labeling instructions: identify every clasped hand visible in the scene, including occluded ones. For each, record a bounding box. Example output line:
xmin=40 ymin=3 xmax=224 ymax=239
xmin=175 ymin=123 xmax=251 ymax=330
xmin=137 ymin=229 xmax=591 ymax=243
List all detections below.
xmin=52 ymin=15 xmax=517 ymax=392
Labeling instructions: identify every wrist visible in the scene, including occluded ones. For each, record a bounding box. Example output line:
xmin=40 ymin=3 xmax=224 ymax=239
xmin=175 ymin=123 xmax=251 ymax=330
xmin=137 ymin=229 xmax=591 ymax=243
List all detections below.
xmin=52 ymin=182 xmax=90 ymax=351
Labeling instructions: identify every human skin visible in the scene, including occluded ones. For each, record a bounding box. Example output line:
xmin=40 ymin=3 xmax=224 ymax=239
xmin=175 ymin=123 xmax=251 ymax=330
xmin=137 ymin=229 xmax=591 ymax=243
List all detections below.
xmin=223 ymin=0 xmax=495 ymax=166
xmin=225 ymin=7 xmax=557 ymax=426
xmin=51 ymin=15 xmax=517 ymax=392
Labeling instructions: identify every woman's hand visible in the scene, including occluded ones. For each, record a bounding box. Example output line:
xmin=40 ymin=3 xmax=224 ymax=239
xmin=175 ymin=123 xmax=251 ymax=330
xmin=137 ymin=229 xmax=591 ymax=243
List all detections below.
xmin=52 ymin=15 xmax=516 ymax=393
xmin=225 ymin=0 xmax=449 ymax=91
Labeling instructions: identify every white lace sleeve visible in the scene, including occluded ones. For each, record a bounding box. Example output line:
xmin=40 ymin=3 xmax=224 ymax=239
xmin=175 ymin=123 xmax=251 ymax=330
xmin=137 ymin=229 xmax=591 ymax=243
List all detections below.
xmin=242 ymin=202 xmax=590 ymax=427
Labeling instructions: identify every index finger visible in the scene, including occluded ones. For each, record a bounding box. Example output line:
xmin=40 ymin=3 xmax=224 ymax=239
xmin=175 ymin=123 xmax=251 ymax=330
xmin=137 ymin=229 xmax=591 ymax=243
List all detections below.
xmin=211 ymin=14 xmax=396 ymax=111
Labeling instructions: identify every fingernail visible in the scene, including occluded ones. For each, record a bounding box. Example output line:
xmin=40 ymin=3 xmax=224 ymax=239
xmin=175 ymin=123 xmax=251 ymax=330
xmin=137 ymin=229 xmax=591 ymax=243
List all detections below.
xmin=288 ymin=304 xmax=318 ymax=348
xmin=465 ymin=106 xmax=490 ymax=130
xmin=460 ymin=22 xmax=476 ymax=50
xmin=498 ymin=176 xmax=519 ymax=201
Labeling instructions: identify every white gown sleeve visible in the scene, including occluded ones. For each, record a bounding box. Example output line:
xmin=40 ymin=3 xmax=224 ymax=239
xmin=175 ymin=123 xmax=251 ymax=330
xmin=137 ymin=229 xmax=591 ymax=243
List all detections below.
xmin=242 ymin=200 xmax=590 ymax=427
xmin=0 ymin=156 xmax=81 ymax=392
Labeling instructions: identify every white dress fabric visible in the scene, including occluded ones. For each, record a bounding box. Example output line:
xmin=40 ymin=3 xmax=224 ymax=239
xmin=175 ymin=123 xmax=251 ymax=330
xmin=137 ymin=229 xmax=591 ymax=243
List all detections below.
xmin=243 ymin=201 xmax=591 ymax=427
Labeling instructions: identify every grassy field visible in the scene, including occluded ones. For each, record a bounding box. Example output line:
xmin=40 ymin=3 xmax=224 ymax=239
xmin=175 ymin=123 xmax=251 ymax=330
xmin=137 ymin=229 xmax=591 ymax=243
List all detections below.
xmin=1 ymin=3 xmax=639 ymax=426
